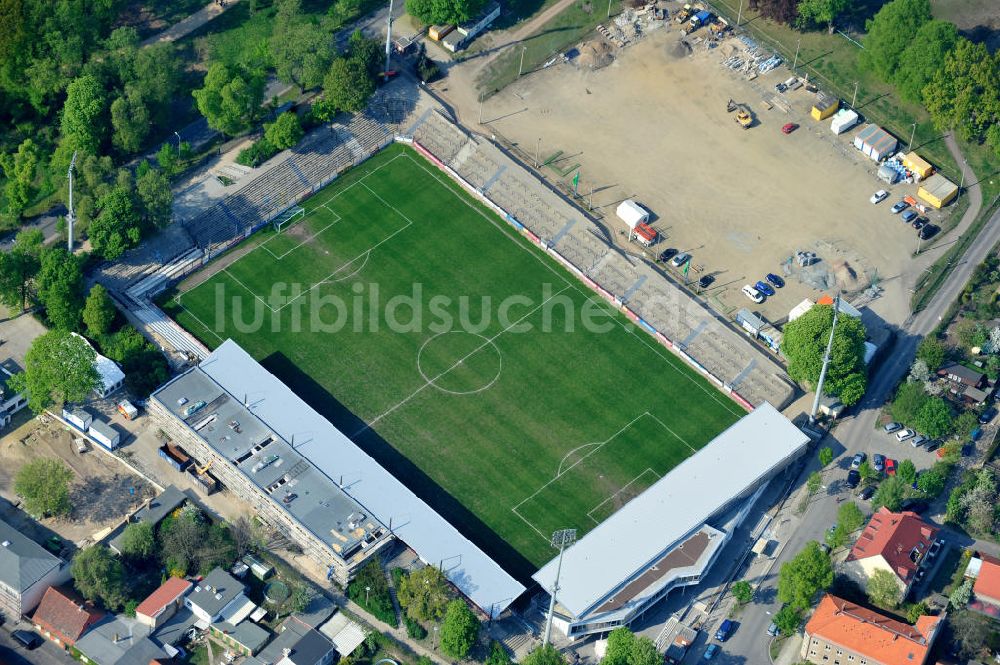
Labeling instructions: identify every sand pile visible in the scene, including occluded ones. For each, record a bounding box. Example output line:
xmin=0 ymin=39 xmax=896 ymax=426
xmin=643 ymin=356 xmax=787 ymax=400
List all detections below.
xmin=831 ymin=258 xmax=864 ymax=291
xmin=668 ymin=38 xmax=692 ymax=59
xmin=577 ymin=40 xmax=615 ymax=69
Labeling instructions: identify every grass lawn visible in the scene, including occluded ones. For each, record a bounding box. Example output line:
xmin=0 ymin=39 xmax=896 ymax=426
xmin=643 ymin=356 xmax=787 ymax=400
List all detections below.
xmin=163 ymin=143 xmax=742 ymax=570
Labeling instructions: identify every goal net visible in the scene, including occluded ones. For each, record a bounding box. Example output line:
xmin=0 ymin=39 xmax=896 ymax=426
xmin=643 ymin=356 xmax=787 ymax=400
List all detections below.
xmin=272 ymin=206 xmax=305 ymax=233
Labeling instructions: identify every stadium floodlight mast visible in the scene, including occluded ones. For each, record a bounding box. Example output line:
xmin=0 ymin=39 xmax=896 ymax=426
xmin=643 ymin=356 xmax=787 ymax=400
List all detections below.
xmin=384 ymin=0 xmax=394 ymax=77
xmin=809 ymin=293 xmax=840 ymax=424
xmin=66 ymin=151 xmax=78 ymax=253
xmin=543 ymin=528 xmax=577 ymax=647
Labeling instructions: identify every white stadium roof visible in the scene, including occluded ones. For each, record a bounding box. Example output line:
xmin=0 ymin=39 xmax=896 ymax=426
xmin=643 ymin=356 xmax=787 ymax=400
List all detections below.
xmin=199 ymin=340 xmax=525 ymax=614
xmin=533 ymin=403 xmax=808 ymax=618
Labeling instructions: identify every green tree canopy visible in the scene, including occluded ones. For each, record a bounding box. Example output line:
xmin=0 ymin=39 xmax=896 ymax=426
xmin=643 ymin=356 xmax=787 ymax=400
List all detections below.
xmin=9 ymin=330 xmax=99 ymax=412
xmin=136 ymin=166 xmax=173 ymax=229
xmin=601 ymin=626 xmax=658 ymax=665
xmin=193 ymin=63 xmax=265 ymax=136
xmin=917 ymin=463 xmax=948 ymax=497
xmin=838 ymin=501 xmax=865 ymax=533
xmin=781 ymin=304 xmax=868 ymax=405
xmin=440 ymin=599 xmax=480 ymax=659
xmin=270 ymin=0 xmax=334 ymax=89
xmin=83 ymin=284 xmax=117 ymax=337
xmin=110 ymin=86 xmax=150 ymax=155
xmin=72 ymin=545 xmax=129 ymax=611
xmin=61 ymin=74 xmax=109 ymax=155
xmin=0 ymin=138 xmax=40 ymax=222
xmin=119 ymin=521 xmax=155 ymax=559
xmin=859 ymin=0 xmax=932 ymax=82
xmin=36 ymin=247 xmax=85 ymax=330
xmin=522 ymin=645 xmax=567 ymax=665
xmin=0 ymin=228 xmax=43 ymax=311
xmin=897 ymin=459 xmax=918 ymax=487
xmin=486 ymin=640 xmax=513 ymax=665
xmin=894 ymin=20 xmax=958 ymax=102
xmin=916 ymin=337 xmax=946 ymax=370
xmin=731 ymin=580 xmax=753 ymax=605
xmin=264 ymin=112 xmax=304 ymax=151
xmin=873 ymin=476 xmax=905 ymax=512
xmin=322 ymin=57 xmax=375 ymax=114
xmin=773 ymin=605 xmax=801 ymax=636
xmin=913 ymin=397 xmax=953 ymax=439
xmin=923 ymin=38 xmax=1000 ymax=149
xmin=778 ymin=541 xmax=833 ymax=611
xmin=795 ymin=0 xmax=849 ymax=32
xmin=406 ymin=0 xmax=485 ymax=26
xmin=818 ymin=447 xmax=833 ymax=467
xmin=867 ymin=568 xmax=902 ymax=608
xmin=15 ymin=457 xmax=73 ymax=517
xmin=398 ymin=565 xmax=450 ymax=622
xmin=891 ymin=382 xmax=929 ymax=425
xmin=89 ymin=186 xmax=142 ymax=260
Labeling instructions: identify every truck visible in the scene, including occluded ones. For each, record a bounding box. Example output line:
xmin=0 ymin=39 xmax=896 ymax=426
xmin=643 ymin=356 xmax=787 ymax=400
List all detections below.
xmin=675 ymin=3 xmax=692 ymax=22
xmin=689 ymin=9 xmax=712 ymax=29
xmin=117 ymin=400 xmax=139 ymax=420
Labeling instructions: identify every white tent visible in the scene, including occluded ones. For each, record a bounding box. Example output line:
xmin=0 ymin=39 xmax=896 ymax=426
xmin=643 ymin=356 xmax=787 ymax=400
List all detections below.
xmin=616 ymin=199 xmax=649 ymax=230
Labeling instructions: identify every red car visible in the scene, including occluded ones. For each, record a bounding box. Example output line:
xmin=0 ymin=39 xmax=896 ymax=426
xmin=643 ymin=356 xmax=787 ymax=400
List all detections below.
xmin=885 ymin=459 xmax=897 ymax=476
xmin=781 ymin=123 xmax=799 ymax=134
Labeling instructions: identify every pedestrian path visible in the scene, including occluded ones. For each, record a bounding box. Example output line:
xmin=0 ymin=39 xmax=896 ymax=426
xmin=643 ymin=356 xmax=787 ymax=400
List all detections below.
xmin=141 ymin=0 xmax=243 ymax=47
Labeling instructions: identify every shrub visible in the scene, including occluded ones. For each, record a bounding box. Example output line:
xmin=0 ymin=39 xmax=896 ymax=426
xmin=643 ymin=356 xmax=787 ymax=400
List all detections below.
xmin=404 ymin=616 xmax=427 ymax=639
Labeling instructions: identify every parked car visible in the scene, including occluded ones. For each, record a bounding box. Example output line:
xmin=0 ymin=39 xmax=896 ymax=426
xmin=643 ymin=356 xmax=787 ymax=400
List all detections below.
xmin=671 ymin=252 xmax=691 ymax=268
xmin=872 ymin=454 xmax=885 ymax=473
xmin=895 ymin=428 xmax=916 ymax=442
xmin=767 ymin=622 xmax=780 ymax=637
xmin=883 ymin=422 xmax=902 ymax=433
xmin=755 ymin=280 xmax=776 ymax=297
xmin=971 ymin=427 xmax=983 ymax=441
xmin=699 ymin=275 xmax=715 ymax=288
xmin=979 ymin=407 xmax=997 ymax=424
xmin=766 ymin=273 xmax=785 ymax=288
xmin=12 ymin=631 xmax=42 ymax=650
xmin=282 ymin=492 xmax=298 ymax=504
xmin=918 ymin=224 xmax=939 ymax=240
xmin=910 ymin=434 xmax=927 ymax=448
xmin=715 ymin=619 xmax=736 ymax=642
xmin=782 ymin=123 xmax=799 ymax=134
xmin=925 ymin=440 xmax=942 ymax=453
xmin=900 ymin=498 xmax=928 ymax=514
xmin=885 ymin=459 xmax=897 ymax=476
xmin=659 ymin=248 xmax=678 ymax=262
xmin=871 ymin=190 xmax=889 ymax=204
xmin=850 ymin=452 xmax=867 ymax=469
xmin=901 ymin=210 xmax=918 ymax=223
xmin=891 ymin=201 xmax=909 ymax=214
xmin=912 ymin=217 xmax=927 ymax=230
xmin=775 ymin=82 xmax=787 ymax=93
xmin=704 ymin=644 xmax=719 ymax=660
xmin=857 ymin=485 xmax=876 ymax=500
xmin=742 ymin=285 xmax=764 ymax=303
xmin=846 ymin=469 xmax=861 ymax=488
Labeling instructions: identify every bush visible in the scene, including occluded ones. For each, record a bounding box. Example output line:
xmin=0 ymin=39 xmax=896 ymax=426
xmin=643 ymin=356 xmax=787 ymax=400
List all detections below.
xmin=404 ymin=616 xmax=427 ymax=639
xmin=236 ymin=137 xmax=278 ymax=167
xmin=347 ymin=559 xmax=397 ymax=627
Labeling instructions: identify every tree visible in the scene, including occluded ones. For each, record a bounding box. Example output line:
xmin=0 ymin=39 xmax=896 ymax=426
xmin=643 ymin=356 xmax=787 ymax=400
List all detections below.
xmin=923 ymin=39 xmax=1000 ymax=147
xmin=818 ymin=447 xmax=833 ymax=467
xmin=61 ymin=74 xmax=109 ymax=155
xmin=891 ymin=382 xmax=929 ymax=425
xmin=825 ymin=523 xmax=848 ymax=549
xmin=440 ymin=599 xmax=479 ymax=659
xmin=264 ymin=112 xmax=304 ymax=150
xmin=949 ymin=578 xmax=973 ymax=608
xmin=954 ymin=411 xmax=979 ymax=439
xmin=894 ymin=20 xmax=958 ymax=102
xmin=907 ymin=359 xmax=930 ymax=384
xmin=916 ymin=337 xmax=946 ymax=370
xmin=781 ymin=305 xmax=868 ymax=405
xmin=731 ymin=580 xmax=753 ymax=605
xmin=917 ymin=463 xmax=948 ymax=497
xmin=859 ymin=0 xmax=932 ymax=82
xmin=913 ymin=397 xmax=953 ymax=439
xmin=119 ymin=522 xmax=155 ymax=559
xmin=807 ymin=471 xmax=822 ymax=495
xmin=522 ymin=645 xmax=567 ymax=665
xmin=896 ymin=459 xmax=917 ymax=487
xmin=960 ymin=469 xmax=998 ymax=534
xmin=82 ymin=284 xmax=116 ymax=337
xmin=602 ymin=626 xmax=658 ymax=665
xmin=486 ymin=640 xmax=512 ymax=665
xmin=89 ymin=187 xmax=142 ymax=260
xmin=778 ymin=541 xmax=833 ymax=611
xmin=135 ymin=166 xmax=173 ymax=229
xmin=948 ymin=609 xmax=990 ymax=660
xmin=873 ymin=476 xmax=905 ymax=512
xmin=398 ymin=565 xmax=450 ymax=622
xmin=322 ymin=57 xmax=374 ymax=114
xmin=110 ymin=87 xmax=150 ymax=155
xmin=36 ymin=247 xmax=85 ymax=330
xmin=9 ymin=330 xmax=98 ymax=412
xmin=837 ymin=501 xmax=865 ymax=533
xmin=72 ymin=545 xmax=129 ymax=611
xmin=905 ymin=601 xmax=928 ymax=623
xmin=867 ymin=568 xmax=901 ymax=608
xmin=230 ymin=515 xmax=266 ymax=557
xmin=773 ymin=605 xmax=801 ymax=636
xmin=0 ymin=138 xmax=40 ymax=222
xmin=15 ymin=458 xmax=73 ymax=517
xmin=270 ymin=3 xmax=334 ymax=89
xmin=348 ymin=30 xmax=384 ymax=79
xmin=0 ymin=228 xmax=43 ymax=311
xmin=795 ymin=0 xmax=848 ymax=33
xmin=99 ymin=325 xmax=170 ymax=396
xmin=858 ymin=460 xmax=876 ymax=485
xmin=406 ymin=0 xmax=485 ymax=25
xmin=193 ymin=63 xmax=265 ymax=136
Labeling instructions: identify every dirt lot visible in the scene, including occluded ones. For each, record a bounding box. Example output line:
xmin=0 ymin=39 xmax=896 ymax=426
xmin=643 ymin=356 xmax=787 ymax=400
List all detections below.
xmin=464 ymin=27 xmax=956 ymax=327
xmin=0 ymin=413 xmax=155 ymax=547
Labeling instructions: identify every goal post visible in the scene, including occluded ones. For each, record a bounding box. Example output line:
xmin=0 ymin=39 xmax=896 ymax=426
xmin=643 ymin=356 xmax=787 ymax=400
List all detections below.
xmin=273 ymin=206 xmax=305 ymax=233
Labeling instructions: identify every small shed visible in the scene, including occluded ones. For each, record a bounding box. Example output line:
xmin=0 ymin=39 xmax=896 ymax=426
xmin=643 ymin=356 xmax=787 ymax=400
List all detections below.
xmin=63 ymin=406 xmax=93 ymax=432
xmin=853 ymin=124 xmax=898 ymax=161
xmin=616 ymin=199 xmax=649 ymax=229
xmin=810 ymin=92 xmax=839 ymax=121
xmin=242 ymin=554 xmax=275 ymax=581
xmin=918 ymin=174 xmax=958 ymax=209
xmin=89 ymin=419 xmax=120 ymax=451
xmin=818 ymin=396 xmax=845 ymax=419
xmin=830 ymin=109 xmax=859 ymax=135
xmin=736 ymin=309 xmax=766 ymax=336
xmin=440 ymin=30 xmax=463 ymax=52
xmin=901 ymin=152 xmax=933 ymax=180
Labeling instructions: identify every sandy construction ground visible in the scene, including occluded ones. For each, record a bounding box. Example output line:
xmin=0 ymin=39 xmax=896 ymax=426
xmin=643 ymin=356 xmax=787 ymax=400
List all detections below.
xmin=471 ymin=27 xmax=952 ymax=326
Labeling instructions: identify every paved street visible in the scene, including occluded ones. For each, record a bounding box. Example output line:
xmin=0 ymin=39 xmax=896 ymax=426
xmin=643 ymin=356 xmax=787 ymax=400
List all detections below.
xmin=0 ymin=625 xmax=70 ymax=665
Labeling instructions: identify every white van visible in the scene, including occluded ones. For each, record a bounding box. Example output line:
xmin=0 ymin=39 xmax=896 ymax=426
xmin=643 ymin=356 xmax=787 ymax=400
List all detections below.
xmin=742 ymin=285 xmax=764 ymax=303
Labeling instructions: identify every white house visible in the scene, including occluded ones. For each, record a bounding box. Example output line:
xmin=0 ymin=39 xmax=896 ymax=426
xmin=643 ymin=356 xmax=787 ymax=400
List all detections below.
xmin=0 ymin=360 xmax=28 ymax=430
xmin=184 ymin=568 xmax=255 ymax=626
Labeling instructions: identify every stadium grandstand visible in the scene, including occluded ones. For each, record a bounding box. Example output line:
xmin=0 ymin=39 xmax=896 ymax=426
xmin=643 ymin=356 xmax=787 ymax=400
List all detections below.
xmin=532 ymin=403 xmax=809 ymax=639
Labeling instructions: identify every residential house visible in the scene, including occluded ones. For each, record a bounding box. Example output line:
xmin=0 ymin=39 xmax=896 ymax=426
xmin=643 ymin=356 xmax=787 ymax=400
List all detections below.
xmin=75 ymin=615 xmax=170 ymax=665
xmin=254 ymin=615 xmax=337 ymax=665
xmin=965 ymin=553 xmax=1000 ymax=618
xmin=801 ymin=594 xmax=941 ymax=665
xmin=184 ymin=568 xmax=255 ymax=626
xmin=842 ymin=507 xmax=938 ymax=602
xmin=135 ymin=577 xmax=192 ymax=629
xmin=938 ymin=361 xmax=993 ymax=405
xmin=0 ymin=360 xmax=28 ymax=430
xmin=211 ymin=620 xmax=270 ymax=656
xmin=32 ymin=586 xmax=103 ymax=648
xmin=0 ymin=518 xmax=70 ymax=620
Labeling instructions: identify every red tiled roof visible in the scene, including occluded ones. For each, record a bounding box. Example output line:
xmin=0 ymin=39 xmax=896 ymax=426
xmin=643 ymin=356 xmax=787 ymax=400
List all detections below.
xmin=974 ymin=555 xmax=1000 ymax=604
xmin=847 ymin=507 xmax=937 ymax=584
xmin=135 ymin=576 xmax=193 ymax=619
xmin=805 ymin=594 xmax=939 ymax=665
xmin=32 ymin=586 xmax=103 ymax=646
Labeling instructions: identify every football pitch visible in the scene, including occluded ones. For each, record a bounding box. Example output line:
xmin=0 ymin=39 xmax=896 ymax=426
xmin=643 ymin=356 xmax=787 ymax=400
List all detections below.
xmin=165 ymin=144 xmax=743 ymax=569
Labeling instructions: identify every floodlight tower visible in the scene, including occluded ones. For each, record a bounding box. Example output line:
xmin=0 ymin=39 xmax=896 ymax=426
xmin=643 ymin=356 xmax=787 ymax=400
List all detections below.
xmin=66 ymin=151 xmax=78 ymax=253
xmin=384 ymin=0 xmax=394 ymax=77
xmin=543 ymin=528 xmax=577 ymax=647
xmin=809 ymin=294 xmax=840 ymax=424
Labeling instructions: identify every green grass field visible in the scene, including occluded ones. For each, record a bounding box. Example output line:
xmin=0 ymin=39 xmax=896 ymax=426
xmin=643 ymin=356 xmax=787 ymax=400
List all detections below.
xmin=164 ymin=144 xmax=742 ymax=569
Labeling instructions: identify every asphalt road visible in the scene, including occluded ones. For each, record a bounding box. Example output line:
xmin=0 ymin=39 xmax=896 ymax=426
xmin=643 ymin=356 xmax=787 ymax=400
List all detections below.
xmin=723 ymin=150 xmax=1000 ymax=664
xmin=0 ymin=627 xmax=69 ymax=665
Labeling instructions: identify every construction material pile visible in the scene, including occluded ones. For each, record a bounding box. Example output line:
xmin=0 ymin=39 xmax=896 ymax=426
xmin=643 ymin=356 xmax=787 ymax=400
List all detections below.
xmin=720 ymin=34 xmax=780 ymax=77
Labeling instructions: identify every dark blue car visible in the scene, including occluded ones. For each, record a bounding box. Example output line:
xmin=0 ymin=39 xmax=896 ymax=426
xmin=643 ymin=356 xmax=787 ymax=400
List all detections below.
xmin=755 ymin=280 xmax=775 ymax=297
xmin=766 ymin=273 xmax=785 ymax=288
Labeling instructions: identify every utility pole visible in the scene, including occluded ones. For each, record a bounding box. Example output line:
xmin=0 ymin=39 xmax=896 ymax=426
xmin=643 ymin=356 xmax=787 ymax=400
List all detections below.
xmin=793 ymin=38 xmax=801 ymax=70
xmin=543 ymin=529 xmax=577 ymax=647
xmin=384 ymin=0 xmax=395 ymax=77
xmin=66 ymin=151 xmax=78 ymax=254
xmin=959 ymin=158 xmax=968 ymax=191
xmin=736 ymin=0 xmax=744 ymax=26
xmin=518 ymin=46 xmax=526 ymax=77
xmin=607 ymin=0 xmax=612 ymax=18
xmin=479 ymin=92 xmax=484 ymax=124
xmin=535 ymin=138 xmax=541 ymax=168
xmin=908 ymin=123 xmax=916 ymax=153
xmin=851 ymin=81 xmax=859 ymax=108
xmin=809 ymin=294 xmax=840 ymax=424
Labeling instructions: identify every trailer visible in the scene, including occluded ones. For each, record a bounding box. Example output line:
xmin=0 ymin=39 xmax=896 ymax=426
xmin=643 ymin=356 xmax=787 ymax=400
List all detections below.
xmin=633 ymin=222 xmax=658 ymax=247
xmin=63 ymin=406 xmax=93 ymax=432
xmin=117 ymin=400 xmax=138 ymax=420
xmin=89 ymin=419 xmax=121 ymax=451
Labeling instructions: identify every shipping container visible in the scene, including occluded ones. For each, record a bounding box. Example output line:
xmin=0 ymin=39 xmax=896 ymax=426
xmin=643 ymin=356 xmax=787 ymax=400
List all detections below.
xmin=428 ymin=24 xmax=454 ymax=41
xmin=810 ymin=92 xmax=839 ymax=121
xmin=159 ymin=442 xmax=192 ymax=472
xmin=89 ymin=419 xmax=120 ymax=450
xmin=917 ymin=174 xmax=958 ymax=209
xmin=63 ymin=406 xmax=93 ymax=432
xmin=117 ymin=400 xmax=139 ymax=420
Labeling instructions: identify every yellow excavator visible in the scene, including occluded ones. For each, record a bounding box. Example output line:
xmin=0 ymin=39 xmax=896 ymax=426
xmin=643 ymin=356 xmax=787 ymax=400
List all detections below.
xmin=727 ymin=99 xmax=753 ymax=129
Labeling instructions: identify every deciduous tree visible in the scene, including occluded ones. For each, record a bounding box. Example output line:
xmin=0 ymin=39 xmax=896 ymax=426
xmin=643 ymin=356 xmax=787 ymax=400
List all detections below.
xmin=270 ymin=1 xmax=334 ymax=90
xmin=72 ymin=545 xmax=128 ymax=611
xmin=894 ymin=20 xmax=958 ymax=102
xmin=136 ymin=166 xmax=173 ymax=229
xmin=322 ymin=57 xmax=374 ymax=114
xmin=795 ymin=0 xmax=849 ymax=33
xmin=398 ymin=565 xmax=450 ymax=622
xmin=264 ymin=112 xmax=304 ymax=150
xmin=923 ymin=39 xmax=1000 ymax=148
xmin=36 ymin=247 xmax=85 ymax=330
xmin=773 ymin=605 xmax=801 ymax=636
xmin=873 ymin=476 xmax=905 ymax=512
xmin=9 ymin=330 xmax=98 ymax=411
xmin=859 ymin=0 xmax=932 ymax=82
xmin=867 ymin=568 xmax=901 ymax=608
xmin=913 ymin=397 xmax=952 ymax=439
xmin=778 ymin=541 xmax=833 ymax=611
xmin=818 ymin=447 xmax=833 ymax=467
xmin=838 ymin=501 xmax=864 ymax=533
xmin=110 ymin=86 xmax=150 ymax=155
xmin=522 ymin=645 xmax=567 ymax=665
xmin=0 ymin=138 xmax=40 ymax=222
xmin=731 ymin=580 xmax=753 ymax=605
xmin=896 ymin=459 xmax=917 ymax=487
xmin=61 ymin=74 xmax=109 ymax=155
xmin=406 ymin=0 xmax=485 ymax=26
xmin=602 ymin=627 xmax=658 ymax=665
xmin=0 ymin=228 xmax=42 ymax=311
xmin=82 ymin=284 xmax=116 ymax=337
xmin=119 ymin=522 xmax=155 ymax=559
xmin=781 ymin=305 xmax=868 ymax=405
xmin=193 ymin=63 xmax=265 ymax=136
xmin=15 ymin=458 xmax=73 ymax=517
xmin=440 ymin=599 xmax=480 ymax=659
xmin=89 ymin=187 xmax=142 ymax=260
xmin=917 ymin=463 xmax=948 ymax=497
xmin=891 ymin=381 xmax=928 ymax=425
xmin=916 ymin=337 xmax=946 ymax=370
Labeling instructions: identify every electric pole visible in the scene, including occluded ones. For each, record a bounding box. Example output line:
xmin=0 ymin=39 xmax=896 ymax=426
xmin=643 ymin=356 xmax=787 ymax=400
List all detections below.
xmin=809 ymin=294 xmax=840 ymax=424
xmin=384 ymin=0 xmax=395 ymax=77
xmin=543 ymin=529 xmax=577 ymax=647
xmin=66 ymin=151 xmax=78 ymax=254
